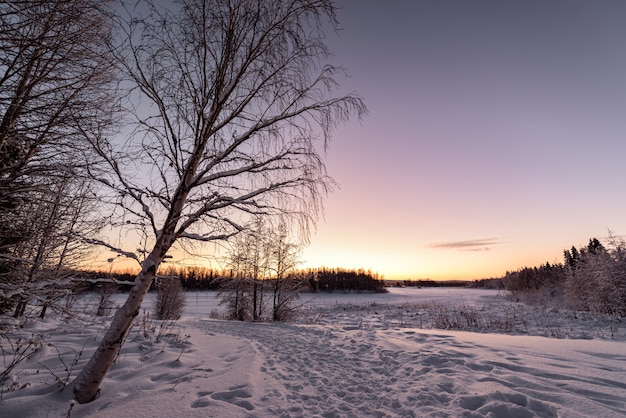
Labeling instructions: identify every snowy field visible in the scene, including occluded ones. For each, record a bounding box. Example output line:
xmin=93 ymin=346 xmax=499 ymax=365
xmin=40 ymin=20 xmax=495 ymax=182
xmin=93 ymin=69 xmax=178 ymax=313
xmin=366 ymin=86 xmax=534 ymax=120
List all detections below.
xmin=1 ymin=287 xmax=626 ymax=417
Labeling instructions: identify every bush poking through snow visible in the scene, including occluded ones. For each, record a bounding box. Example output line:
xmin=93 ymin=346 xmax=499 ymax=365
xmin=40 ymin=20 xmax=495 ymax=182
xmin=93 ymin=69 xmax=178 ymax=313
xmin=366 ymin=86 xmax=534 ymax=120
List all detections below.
xmin=218 ymin=278 xmax=251 ymax=321
xmin=95 ymin=284 xmax=116 ymax=317
xmin=0 ymin=333 xmax=43 ymax=390
xmin=35 ymin=342 xmax=83 ymax=391
xmin=154 ymin=278 xmax=185 ymax=320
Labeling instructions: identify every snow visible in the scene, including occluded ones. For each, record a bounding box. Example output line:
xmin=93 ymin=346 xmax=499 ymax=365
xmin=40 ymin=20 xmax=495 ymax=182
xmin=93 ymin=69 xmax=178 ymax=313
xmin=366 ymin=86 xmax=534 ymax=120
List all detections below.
xmin=1 ymin=287 xmax=625 ymax=417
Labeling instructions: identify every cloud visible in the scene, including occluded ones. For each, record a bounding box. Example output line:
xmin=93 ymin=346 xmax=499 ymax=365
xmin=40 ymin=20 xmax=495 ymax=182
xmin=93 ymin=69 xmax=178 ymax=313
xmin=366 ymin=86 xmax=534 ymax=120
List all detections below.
xmin=429 ymin=238 xmax=501 ymax=252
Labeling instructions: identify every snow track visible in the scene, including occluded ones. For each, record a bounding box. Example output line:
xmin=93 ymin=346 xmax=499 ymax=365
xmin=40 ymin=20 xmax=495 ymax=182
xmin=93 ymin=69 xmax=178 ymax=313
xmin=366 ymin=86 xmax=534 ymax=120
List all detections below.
xmin=193 ymin=319 xmax=626 ymax=417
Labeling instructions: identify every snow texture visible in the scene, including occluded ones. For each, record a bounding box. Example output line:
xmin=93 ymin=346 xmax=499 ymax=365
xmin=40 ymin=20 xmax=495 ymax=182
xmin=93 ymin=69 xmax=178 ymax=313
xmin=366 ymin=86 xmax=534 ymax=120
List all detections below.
xmin=1 ymin=288 xmax=625 ymax=417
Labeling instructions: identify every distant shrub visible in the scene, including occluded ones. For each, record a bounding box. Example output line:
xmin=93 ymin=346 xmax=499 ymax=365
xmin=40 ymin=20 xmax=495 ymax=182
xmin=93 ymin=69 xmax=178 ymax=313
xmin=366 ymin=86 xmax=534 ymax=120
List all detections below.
xmin=218 ymin=278 xmax=251 ymax=321
xmin=432 ymin=304 xmax=481 ymax=330
xmin=154 ymin=278 xmax=185 ymax=320
xmin=95 ymin=283 xmax=116 ymax=317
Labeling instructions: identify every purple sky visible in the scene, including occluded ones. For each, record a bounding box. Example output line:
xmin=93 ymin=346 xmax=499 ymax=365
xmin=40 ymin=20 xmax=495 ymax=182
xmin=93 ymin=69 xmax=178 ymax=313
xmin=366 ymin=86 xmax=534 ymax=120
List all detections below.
xmin=300 ymin=0 xmax=626 ymax=280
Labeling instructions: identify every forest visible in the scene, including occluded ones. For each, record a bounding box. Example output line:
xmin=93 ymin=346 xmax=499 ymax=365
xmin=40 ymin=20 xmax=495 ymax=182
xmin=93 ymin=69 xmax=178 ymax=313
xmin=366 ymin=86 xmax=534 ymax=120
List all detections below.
xmin=501 ymin=236 xmax=626 ymax=317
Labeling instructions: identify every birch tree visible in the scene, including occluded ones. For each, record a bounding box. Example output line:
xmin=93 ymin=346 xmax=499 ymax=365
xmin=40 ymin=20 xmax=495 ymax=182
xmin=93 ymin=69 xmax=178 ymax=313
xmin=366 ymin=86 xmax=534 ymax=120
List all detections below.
xmin=268 ymin=221 xmax=302 ymax=321
xmin=73 ymin=0 xmax=365 ymax=403
xmin=0 ymin=1 xmax=116 ymax=313
xmin=6 ymin=176 xmax=104 ymax=318
xmin=0 ymin=0 xmax=115 ymax=213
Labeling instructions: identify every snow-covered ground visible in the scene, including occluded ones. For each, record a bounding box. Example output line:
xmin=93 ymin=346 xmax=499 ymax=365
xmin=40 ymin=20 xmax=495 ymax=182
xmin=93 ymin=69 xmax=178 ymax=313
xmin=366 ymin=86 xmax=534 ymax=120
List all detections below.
xmin=1 ymin=287 xmax=625 ymax=417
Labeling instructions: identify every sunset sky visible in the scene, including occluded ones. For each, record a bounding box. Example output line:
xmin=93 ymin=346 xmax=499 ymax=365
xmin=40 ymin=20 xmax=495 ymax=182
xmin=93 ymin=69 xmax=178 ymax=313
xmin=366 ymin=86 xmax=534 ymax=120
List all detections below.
xmin=299 ymin=0 xmax=626 ymax=280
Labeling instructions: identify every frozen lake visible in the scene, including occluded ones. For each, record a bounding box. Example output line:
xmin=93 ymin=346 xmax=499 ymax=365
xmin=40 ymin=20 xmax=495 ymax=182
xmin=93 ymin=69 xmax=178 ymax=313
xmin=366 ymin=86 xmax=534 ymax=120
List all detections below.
xmin=132 ymin=286 xmax=504 ymax=318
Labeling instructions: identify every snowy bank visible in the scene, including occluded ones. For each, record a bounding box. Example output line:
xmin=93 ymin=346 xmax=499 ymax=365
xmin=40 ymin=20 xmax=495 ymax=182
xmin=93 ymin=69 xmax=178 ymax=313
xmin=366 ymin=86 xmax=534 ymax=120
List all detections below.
xmin=1 ymin=288 xmax=625 ymax=417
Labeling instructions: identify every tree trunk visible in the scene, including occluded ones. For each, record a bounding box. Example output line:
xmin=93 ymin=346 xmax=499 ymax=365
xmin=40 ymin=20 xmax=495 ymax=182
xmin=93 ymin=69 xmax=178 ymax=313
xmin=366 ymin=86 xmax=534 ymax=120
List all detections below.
xmin=253 ymin=280 xmax=258 ymax=321
xmin=39 ymin=300 xmax=48 ymax=319
xmin=13 ymin=296 xmax=27 ymax=318
xmin=273 ymin=281 xmax=279 ymax=321
xmin=72 ymin=253 xmax=162 ymax=403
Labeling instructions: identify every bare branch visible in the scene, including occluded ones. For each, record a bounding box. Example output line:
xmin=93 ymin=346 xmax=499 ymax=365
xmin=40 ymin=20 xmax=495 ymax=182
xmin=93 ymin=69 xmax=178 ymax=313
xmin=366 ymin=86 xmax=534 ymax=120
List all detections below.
xmin=80 ymin=237 xmax=139 ymax=263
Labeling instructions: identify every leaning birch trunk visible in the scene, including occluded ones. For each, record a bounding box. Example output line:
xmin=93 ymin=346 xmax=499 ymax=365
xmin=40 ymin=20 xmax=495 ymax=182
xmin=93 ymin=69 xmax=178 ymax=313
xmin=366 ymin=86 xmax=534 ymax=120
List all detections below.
xmin=73 ymin=244 xmax=167 ymax=403
xmin=73 ymin=103 xmax=199 ymax=403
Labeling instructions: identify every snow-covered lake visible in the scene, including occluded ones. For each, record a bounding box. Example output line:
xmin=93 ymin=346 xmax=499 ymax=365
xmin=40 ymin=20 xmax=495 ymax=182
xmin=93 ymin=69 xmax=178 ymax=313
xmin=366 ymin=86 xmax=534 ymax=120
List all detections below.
xmin=182 ymin=287 xmax=502 ymax=314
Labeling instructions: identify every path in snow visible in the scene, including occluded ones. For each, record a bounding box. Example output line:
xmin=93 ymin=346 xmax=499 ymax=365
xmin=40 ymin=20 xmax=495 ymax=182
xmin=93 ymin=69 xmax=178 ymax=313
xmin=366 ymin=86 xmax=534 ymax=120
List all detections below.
xmin=192 ymin=319 xmax=626 ymax=418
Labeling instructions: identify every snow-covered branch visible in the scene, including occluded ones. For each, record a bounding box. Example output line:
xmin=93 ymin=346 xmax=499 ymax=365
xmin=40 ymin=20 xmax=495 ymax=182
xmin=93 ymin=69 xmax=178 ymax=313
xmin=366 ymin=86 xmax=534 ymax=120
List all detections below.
xmin=80 ymin=237 xmax=139 ymax=262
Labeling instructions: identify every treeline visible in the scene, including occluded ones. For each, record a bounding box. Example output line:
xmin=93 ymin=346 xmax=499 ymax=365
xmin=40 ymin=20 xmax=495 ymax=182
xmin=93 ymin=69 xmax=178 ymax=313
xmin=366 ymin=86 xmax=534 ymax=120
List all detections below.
xmin=468 ymin=278 xmax=504 ymax=289
xmin=165 ymin=267 xmax=221 ymax=291
xmin=307 ymin=268 xmax=386 ymax=293
xmin=39 ymin=266 xmax=386 ymax=294
xmin=387 ymin=278 xmax=504 ymax=289
xmin=161 ymin=266 xmax=386 ymax=293
xmin=393 ymin=279 xmax=470 ymax=288
xmin=502 ymin=237 xmax=626 ymax=317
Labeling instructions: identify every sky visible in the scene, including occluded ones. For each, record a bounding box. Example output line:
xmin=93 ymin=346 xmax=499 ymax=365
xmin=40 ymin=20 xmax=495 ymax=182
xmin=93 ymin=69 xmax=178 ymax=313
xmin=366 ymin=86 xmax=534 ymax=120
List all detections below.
xmin=298 ymin=0 xmax=626 ymax=280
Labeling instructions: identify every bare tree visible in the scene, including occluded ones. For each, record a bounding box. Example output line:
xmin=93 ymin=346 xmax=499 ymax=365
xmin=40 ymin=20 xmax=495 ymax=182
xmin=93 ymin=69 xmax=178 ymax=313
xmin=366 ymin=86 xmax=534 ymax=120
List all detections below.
xmin=268 ymin=221 xmax=302 ymax=321
xmin=73 ymin=0 xmax=365 ymax=403
xmin=0 ymin=0 xmax=115 ymax=207
xmin=0 ymin=0 xmax=116 ymax=313
xmin=219 ymin=219 xmax=304 ymax=321
xmin=220 ymin=220 xmax=272 ymax=321
xmin=5 ymin=176 xmax=104 ymax=318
